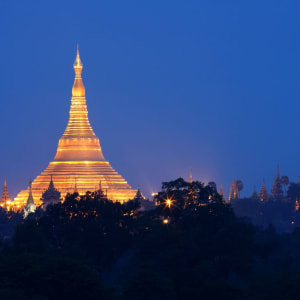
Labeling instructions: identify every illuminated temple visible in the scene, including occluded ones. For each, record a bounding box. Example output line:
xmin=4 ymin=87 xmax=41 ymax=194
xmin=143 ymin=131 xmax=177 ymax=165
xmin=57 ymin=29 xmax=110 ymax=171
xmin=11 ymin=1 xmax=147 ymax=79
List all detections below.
xmin=13 ymin=48 xmax=137 ymax=208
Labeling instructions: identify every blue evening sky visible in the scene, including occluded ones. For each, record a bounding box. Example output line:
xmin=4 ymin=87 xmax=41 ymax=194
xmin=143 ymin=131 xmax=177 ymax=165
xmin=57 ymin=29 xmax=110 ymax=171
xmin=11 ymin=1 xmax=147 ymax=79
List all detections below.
xmin=1 ymin=0 xmax=300 ymax=198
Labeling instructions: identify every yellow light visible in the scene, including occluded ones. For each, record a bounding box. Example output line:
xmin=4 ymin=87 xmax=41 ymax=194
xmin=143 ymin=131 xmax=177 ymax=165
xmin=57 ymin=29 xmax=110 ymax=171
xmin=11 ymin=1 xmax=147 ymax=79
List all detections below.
xmin=151 ymin=192 xmax=158 ymax=197
xmin=163 ymin=218 xmax=169 ymax=224
xmin=166 ymin=199 xmax=172 ymax=208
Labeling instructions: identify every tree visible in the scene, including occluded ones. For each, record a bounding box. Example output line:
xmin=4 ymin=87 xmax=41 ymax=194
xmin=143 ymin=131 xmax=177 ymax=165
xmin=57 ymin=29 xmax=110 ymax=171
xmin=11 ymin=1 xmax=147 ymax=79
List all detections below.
xmin=236 ymin=180 xmax=244 ymax=198
xmin=281 ymin=176 xmax=290 ymax=195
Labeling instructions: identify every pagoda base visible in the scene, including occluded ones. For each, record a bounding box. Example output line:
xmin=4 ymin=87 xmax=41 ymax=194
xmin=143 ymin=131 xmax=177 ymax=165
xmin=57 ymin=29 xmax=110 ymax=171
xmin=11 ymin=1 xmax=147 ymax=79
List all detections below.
xmin=14 ymin=160 xmax=137 ymax=208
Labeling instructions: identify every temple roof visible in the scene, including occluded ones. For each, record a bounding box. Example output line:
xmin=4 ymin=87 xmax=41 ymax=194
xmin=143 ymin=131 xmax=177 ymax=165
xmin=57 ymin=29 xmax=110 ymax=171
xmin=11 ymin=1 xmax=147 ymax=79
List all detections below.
xmin=41 ymin=176 xmax=61 ymax=201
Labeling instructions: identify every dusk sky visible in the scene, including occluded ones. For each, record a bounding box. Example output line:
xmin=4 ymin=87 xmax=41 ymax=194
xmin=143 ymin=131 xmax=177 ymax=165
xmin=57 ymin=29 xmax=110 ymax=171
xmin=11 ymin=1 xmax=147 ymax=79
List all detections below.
xmin=2 ymin=1 xmax=300 ymax=198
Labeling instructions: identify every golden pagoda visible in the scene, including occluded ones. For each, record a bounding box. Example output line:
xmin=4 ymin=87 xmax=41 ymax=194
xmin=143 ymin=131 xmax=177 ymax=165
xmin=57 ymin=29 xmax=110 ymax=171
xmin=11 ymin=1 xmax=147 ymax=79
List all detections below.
xmin=14 ymin=48 xmax=137 ymax=208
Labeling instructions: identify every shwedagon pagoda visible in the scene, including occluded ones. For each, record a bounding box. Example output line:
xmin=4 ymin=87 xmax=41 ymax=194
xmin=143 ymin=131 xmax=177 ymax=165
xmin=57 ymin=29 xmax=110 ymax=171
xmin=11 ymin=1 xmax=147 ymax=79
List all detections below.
xmin=7 ymin=48 xmax=137 ymax=210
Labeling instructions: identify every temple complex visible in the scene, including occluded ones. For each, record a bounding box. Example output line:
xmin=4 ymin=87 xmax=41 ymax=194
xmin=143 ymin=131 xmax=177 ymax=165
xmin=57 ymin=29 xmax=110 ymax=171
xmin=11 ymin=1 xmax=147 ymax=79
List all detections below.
xmin=13 ymin=48 xmax=137 ymax=208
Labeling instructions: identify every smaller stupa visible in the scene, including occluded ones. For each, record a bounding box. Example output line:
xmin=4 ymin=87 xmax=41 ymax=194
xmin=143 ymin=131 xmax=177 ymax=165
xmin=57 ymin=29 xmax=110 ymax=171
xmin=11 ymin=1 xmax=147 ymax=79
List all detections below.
xmin=95 ymin=180 xmax=108 ymax=200
xmin=219 ymin=183 xmax=225 ymax=202
xmin=40 ymin=176 xmax=62 ymax=208
xmin=258 ymin=179 xmax=269 ymax=202
xmin=270 ymin=164 xmax=284 ymax=200
xmin=229 ymin=180 xmax=239 ymax=201
xmin=1 ymin=177 xmax=11 ymax=209
xmin=24 ymin=181 xmax=37 ymax=218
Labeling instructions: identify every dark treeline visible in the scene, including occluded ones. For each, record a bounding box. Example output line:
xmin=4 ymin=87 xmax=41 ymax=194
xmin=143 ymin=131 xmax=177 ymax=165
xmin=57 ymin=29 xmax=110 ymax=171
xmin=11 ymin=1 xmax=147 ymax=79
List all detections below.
xmin=232 ymin=182 xmax=300 ymax=232
xmin=2 ymin=178 xmax=300 ymax=299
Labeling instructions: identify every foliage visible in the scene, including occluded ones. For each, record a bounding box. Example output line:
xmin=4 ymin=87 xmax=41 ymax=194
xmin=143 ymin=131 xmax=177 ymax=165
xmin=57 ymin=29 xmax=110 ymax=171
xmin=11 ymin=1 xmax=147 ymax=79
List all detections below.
xmin=2 ymin=179 xmax=300 ymax=299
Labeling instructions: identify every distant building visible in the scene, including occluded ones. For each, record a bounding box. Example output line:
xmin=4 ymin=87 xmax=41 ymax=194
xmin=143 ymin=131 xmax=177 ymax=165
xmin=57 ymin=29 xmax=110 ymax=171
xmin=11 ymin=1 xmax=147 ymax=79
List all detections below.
xmin=24 ymin=181 xmax=36 ymax=218
xmin=133 ymin=188 xmax=155 ymax=211
xmin=95 ymin=180 xmax=108 ymax=201
xmin=229 ymin=181 xmax=239 ymax=201
xmin=258 ymin=179 xmax=269 ymax=202
xmin=189 ymin=169 xmax=193 ymax=184
xmin=270 ymin=165 xmax=284 ymax=200
xmin=251 ymin=186 xmax=259 ymax=200
xmin=219 ymin=183 xmax=225 ymax=202
xmin=1 ymin=178 xmax=11 ymax=209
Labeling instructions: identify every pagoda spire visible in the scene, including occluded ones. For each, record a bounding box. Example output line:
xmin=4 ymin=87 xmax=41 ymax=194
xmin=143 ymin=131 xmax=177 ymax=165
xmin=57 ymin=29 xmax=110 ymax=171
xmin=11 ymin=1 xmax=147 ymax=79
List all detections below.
xmin=1 ymin=177 xmax=11 ymax=207
xmin=251 ymin=185 xmax=259 ymax=200
xmin=72 ymin=46 xmax=85 ymax=97
xmin=53 ymin=46 xmax=105 ymax=162
xmin=219 ymin=183 xmax=225 ymax=201
xmin=271 ymin=165 xmax=283 ymax=200
xmin=258 ymin=179 xmax=269 ymax=202
xmin=27 ymin=181 xmax=35 ymax=205
xmin=24 ymin=180 xmax=36 ymax=218
xmin=189 ymin=169 xmax=193 ymax=184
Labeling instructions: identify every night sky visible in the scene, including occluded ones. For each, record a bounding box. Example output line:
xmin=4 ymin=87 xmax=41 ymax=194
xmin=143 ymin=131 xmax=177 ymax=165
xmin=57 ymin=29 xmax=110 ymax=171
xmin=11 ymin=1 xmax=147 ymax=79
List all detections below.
xmin=1 ymin=1 xmax=300 ymax=198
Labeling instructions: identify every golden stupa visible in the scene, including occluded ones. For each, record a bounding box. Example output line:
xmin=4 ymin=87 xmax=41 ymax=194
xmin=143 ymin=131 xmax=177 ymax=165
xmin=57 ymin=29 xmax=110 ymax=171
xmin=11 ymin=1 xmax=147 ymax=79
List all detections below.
xmin=13 ymin=48 xmax=137 ymax=207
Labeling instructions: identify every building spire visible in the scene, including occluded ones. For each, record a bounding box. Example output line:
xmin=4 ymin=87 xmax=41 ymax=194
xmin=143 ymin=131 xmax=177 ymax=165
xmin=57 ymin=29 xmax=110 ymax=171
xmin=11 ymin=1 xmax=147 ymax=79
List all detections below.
xmin=219 ymin=183 xmax=225 ymax=201
xmin=74 ymin=46 xmax=83 ymax=73
xmin=189 ymin=169 xmax=193 ymax=184
xmin=72 ymin=46 xmax=85 ymax=97
xmin=53 ymin=46 xmax=104 ymax=162
xmin=1 ymin=177 xmax=11 ymax=207
xmin=27 ymin=180 xmax=35 ymax=205
xmin=259 ymin=178 xmax=269 ymax=202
